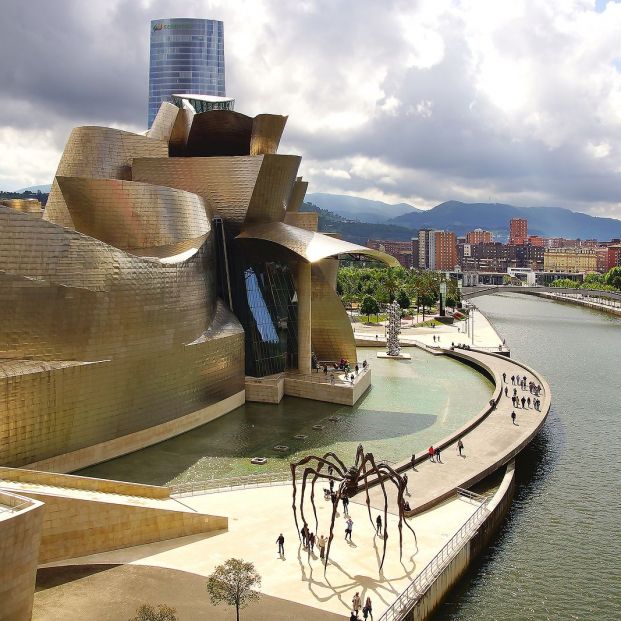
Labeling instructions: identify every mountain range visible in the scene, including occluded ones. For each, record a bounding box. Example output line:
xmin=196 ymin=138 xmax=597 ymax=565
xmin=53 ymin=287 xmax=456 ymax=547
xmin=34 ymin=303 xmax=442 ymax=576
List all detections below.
xmin=305 ymin=193 xmax=621 ymax=242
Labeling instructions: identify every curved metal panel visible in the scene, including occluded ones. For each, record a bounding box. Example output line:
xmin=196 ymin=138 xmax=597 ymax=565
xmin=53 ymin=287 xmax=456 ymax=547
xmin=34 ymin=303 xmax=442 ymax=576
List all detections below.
xmin=285 ymin=178 xmax=308 ymax=213
xmin=169 ymin=105 xmax=195 ymax=156
xmin=0 ymin=207 xmax=216 ymax=361
xmin=250 ymin=114 xmax=288 ymax=155
xmin=311 ymin=263 xmax=357 ymax=363
xmin=56 ymin=177 xmax=210 ymax=251
xmin=186 ymin=110 xmax=253 ymax=156
xmin=147 ymin=102 xmax=180 ymax=142
xmin=237 ymin=221 xmax=401 ymax=266
xmin=132 ymin=156 xmax=263 ymax=232
xmin=44 ymin=127 xmax=168 ymax=228
xmin=244 ymin=154 xmax=301 ymax=227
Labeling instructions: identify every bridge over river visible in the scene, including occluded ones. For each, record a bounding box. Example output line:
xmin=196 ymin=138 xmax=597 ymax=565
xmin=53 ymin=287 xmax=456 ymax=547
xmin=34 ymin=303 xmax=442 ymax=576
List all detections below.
xmin=461 ymin=285 xmax=621 ymax=302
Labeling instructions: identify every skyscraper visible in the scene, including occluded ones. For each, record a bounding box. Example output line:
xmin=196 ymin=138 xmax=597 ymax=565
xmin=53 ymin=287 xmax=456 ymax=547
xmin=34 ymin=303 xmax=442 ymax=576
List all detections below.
xmin=148 ymin=18 xmax=226 ymax=126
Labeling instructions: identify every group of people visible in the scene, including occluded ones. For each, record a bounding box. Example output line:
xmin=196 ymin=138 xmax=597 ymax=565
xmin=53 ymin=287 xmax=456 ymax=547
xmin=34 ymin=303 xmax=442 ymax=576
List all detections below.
xmin=296 ymin=524 xmax=329 ymax=559
xmin=350 ymin=592 xmax=373 ymax=620
xmin=324 ymin=359 xmax=368 ymax=386
xmin=502 ymin=372 xmax=543 ymax=411
xmin=427 ymin=445 xmax=442 ymax=462
xmin=451 ymin=342 xmax=472 ymax=350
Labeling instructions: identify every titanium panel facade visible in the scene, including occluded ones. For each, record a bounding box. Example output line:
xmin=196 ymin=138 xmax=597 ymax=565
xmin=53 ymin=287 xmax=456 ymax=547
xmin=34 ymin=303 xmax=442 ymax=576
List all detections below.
xmin=148 ymin=18 xmax=225 ymax=127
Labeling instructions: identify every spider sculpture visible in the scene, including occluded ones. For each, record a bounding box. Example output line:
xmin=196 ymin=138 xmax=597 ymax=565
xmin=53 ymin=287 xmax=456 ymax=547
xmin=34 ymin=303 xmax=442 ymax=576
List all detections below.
xmin=290 ymin=444 xmax=416 ymax=570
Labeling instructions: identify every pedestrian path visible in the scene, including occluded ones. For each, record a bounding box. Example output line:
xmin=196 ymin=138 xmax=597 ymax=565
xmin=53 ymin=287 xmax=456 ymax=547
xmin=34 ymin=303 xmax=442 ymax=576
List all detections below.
xmin=358 ymin=348 xmax=551 ymax=515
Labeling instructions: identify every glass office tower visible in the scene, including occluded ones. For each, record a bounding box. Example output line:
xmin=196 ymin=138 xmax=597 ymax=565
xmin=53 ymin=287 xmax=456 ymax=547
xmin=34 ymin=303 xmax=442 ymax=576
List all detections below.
xmin=148 ymin=18 xmax=225 ymax=126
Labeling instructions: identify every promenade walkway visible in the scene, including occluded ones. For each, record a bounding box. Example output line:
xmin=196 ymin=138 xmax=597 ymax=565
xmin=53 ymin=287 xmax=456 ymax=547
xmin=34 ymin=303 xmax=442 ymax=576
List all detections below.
xmin=360 ymin=348 xmax=551 ymax=515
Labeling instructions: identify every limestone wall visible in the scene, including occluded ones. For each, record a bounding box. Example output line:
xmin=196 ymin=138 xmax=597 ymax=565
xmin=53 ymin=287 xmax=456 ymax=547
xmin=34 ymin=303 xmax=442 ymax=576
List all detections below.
xmin=0 ymin=491 xmax=43 ymax=621
xmin=12 ymin=488 xmax=227 ymax=565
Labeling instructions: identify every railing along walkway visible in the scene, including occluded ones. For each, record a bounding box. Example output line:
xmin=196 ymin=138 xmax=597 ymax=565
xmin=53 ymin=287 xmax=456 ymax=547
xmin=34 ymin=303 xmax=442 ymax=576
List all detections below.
xmin=378 ymin=489 xmax=490 ymax=621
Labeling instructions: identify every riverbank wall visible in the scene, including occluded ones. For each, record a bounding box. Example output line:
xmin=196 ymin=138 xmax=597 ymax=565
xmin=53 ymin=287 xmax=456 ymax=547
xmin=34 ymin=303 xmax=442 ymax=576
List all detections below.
xmin=524 ymin=291 xmax=621 ymax=316
xmin=405 ymin=461 xmax=516 ymax=621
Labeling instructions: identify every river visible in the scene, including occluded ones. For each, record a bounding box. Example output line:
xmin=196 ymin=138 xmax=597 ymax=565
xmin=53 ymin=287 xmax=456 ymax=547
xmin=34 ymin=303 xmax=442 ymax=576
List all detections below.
xmin=435 ymin=293 xmax=621 ymax=621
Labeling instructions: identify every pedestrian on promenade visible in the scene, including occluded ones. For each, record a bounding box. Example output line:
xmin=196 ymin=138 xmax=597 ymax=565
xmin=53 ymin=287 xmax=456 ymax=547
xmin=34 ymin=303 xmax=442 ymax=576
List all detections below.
xmin=276 ymin=533 xmax=285 ymax=556
xmin=411 ymin=453 xmax=416 ymax=470
xmin=513 ymin=388 xmax=518 ymax=397
xmin=527 ymin=397 xmax=531 ymax=408
xmin=428 ymin=445 xmax=435 ymax=462
xmin=403 ymin=473 xmax=410 ymax=495
xmin=511 ymin=411 xmax=517 ymax=425
xmin=511 ymin=375 xmax=515 ymax=385
xmin=521 ymin=396 xmax=526 ymax=408
xmin=318 ymin=534 xmax=326 ymax=559
xmin=504 ymin=386 xmax=509 ymax=397
xmin=309 ymin=531 xmax=316 ymax=552
xmin=457 ymin=439 xmax=464 ymax=456
xmin=345 ymin=517 xmax=353 ymax=541
xmin=502 ymin=372 xmax=507 ymax=383
xmin=343 ymin=495 xmax=350 ymax=515
xmin=352 ymin=592 xmax=362 ymax=615
xmin=350 ymin=611 xmax=359 ymax=621
xmin=363 ymin=596 xmax=373 ymax=620
xmin=435 ymin=447 xmax=442 ymax=463
xmin=376 ymin=514 xmax=382 ymax=535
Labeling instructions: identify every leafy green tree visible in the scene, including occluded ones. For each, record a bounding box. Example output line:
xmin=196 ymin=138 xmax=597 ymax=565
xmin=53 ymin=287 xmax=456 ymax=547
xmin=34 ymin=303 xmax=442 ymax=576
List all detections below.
xmin=551 ymin=278 xmax=578 ymax=288
xmin=360 ymin=295 xmax=380 ymax=321
xmin=605 ymin=266 xmax=621 ymax=290
xmin=129 ymin=604 xmax=177 ymax=621
xmin=396 ymin=289 xmax=410 ymax=312
xmin=206 ymin=558 xmax=261 ymax=621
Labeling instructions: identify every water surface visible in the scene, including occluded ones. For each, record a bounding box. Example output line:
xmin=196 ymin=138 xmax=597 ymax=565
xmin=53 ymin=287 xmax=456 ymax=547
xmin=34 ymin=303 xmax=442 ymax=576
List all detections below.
xmin=436 ymin=293 xmax=621 ymax=621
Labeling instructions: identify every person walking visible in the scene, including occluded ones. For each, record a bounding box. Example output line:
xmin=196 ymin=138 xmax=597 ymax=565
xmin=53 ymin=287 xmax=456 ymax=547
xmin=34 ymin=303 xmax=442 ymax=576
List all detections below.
xmin=511 ymin=411 xmax=517 ymax=425
xmin=318 ymin=534 xmax=326 ymax=559
xmin=309 ymin=531 xmax=316 ymax=552
xmin=301 ymin=524 xmax=309 ymax=547
xmin=403 ymin=473 xmax=410 ymax=495
xmin=428 ymin=445 xmax=435 ymax=462
xmin=343 ymin=495 xmax=350 ymax=515
xmin=511 ymin=375 xmax=515 ymax=385
xmin=504 ymin=386 xmax=509 ymax=397
xmin=276 ymin=533 xmax=285 ymax=556
xmin=521 ymin=396 xmax=526 ymax=408
xmin=434 ymin=447 xmax=442 ymax=463
xmin=457 ymin=439 xmax=464 ymax=456
xmin=345 ymin=517 xmax=354 ymax=541
xmin=352 ymin=592 xmax=362 ymax=615
xmin=376 ymin=514 xmax=382 ymax=535
xmin=502 ymin=372 xmax=507 ymax=383
xmin=411 ymin=453 xmax=416 ymax=470
xmin=527 ymin=397 xmax=531 ymax=408
xmin=363 ymin=596 xmax=373 ymax=620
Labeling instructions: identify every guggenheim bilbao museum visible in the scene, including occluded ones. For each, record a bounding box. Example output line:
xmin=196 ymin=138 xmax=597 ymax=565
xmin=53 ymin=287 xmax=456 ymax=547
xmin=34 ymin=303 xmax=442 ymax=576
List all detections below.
xmin=0 ymin=99 xmax=397 ymax=472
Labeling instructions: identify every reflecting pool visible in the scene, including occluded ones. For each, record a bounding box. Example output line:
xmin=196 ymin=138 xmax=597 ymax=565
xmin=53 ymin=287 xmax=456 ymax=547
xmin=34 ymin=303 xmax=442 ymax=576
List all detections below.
xmin=78 ymin=346 xmax=493 ymax=485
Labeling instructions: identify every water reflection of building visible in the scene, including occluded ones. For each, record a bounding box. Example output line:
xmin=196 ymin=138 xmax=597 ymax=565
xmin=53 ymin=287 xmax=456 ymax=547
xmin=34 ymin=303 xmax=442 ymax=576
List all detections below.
xmin=0 ymin=100 xmax=395 ymax=471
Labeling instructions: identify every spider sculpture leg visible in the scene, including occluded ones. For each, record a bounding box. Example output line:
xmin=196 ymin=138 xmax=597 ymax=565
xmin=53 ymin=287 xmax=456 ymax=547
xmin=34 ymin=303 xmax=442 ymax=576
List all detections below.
xmin=291 ymin=455 xmax=344 ymax=541
xmin=361 ymin=453 xmax=390 ymax=570
xmin=360 ymin=456 xmax=378 ymax=530
xmin=323 ymin=487 xmax=342 ymax=568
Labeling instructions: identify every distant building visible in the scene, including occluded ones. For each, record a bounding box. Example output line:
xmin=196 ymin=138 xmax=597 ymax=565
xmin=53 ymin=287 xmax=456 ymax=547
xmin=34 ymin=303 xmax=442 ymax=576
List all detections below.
xmin=418 ymin=228 xmax=433 ymax=269
xmin=608 ymin=244 xmax=621 ymax=270
xmin=433 ymin=230 xmax=458 ymax=271
xmin=527 ymin=235 xmax=545 ymax=247
xmin=411 ymin=238 xmax=420 ymax=269
xmin=367 ymin=240 xmax=413 ymax=268
xmin=544 ymin=247 xmax=597 ymax=273
xmin=509 ymin=218 xmax=528 ymax=245
xmin=466 ymin=229 xmax=492 ymax=245
xmin=148 ymin=18 xmax=226 ymax=126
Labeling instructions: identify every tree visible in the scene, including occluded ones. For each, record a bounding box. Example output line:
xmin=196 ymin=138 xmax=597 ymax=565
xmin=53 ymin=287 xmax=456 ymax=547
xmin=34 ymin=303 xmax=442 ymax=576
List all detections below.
xmin=129 ymin=604 xmax=177 ymax=621
xmin=206 ymin=558 xmax=261 ymax=621
xmin=605 ymin=266 xmax=621 ymax=290
xmin=396 ymin=289 xmax=410 ymax=313
xmin=551 ymin=278 xmax=578 ymax=288
xmin=360 ymin=295 xmax=380 ymax=321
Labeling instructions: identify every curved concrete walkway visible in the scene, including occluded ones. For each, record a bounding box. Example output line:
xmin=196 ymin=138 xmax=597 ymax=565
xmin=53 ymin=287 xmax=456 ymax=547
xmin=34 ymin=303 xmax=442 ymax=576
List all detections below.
xmin=358 ymin=347 xmax=551 ymax=515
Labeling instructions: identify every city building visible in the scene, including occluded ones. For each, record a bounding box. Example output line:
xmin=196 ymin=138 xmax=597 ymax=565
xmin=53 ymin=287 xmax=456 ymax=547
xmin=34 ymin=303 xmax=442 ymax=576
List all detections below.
xmin=367 ymin=239 xmax=413 ymax=268
xmin=411 ymin=237 xmax=420 ymax=269
xmin=543 ymin=247 xmax=597 ymax=273
xmin=527 ymin=235 xmax=545 ymax=247
xmin=148 ymin=18 xmax=226 ymax=126
xmin=466 ymin=229 xmax=492 ymax=244
xmin=608 ymin=244 xmax=621 ymax=269
xmin=433 ymin=230 xmax=458 ymax=271
xmin=509 ymin=218 xmax=528 ymax=245
xmin=418 ymin=228 xmax=433 ymax=269
xmin=0 ymin=100 xmax=396 ymax=474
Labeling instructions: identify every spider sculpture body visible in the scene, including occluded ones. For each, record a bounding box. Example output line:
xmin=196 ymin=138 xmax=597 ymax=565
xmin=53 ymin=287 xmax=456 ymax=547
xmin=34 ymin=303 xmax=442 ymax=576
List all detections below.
xmin=290 ymin=444 xmax=416 ymax=570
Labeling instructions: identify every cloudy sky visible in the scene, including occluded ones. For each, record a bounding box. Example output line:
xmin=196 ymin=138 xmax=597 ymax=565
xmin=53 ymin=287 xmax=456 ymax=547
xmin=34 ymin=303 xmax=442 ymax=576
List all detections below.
xmin=1 ymin=0 xmax=621 ymax=218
